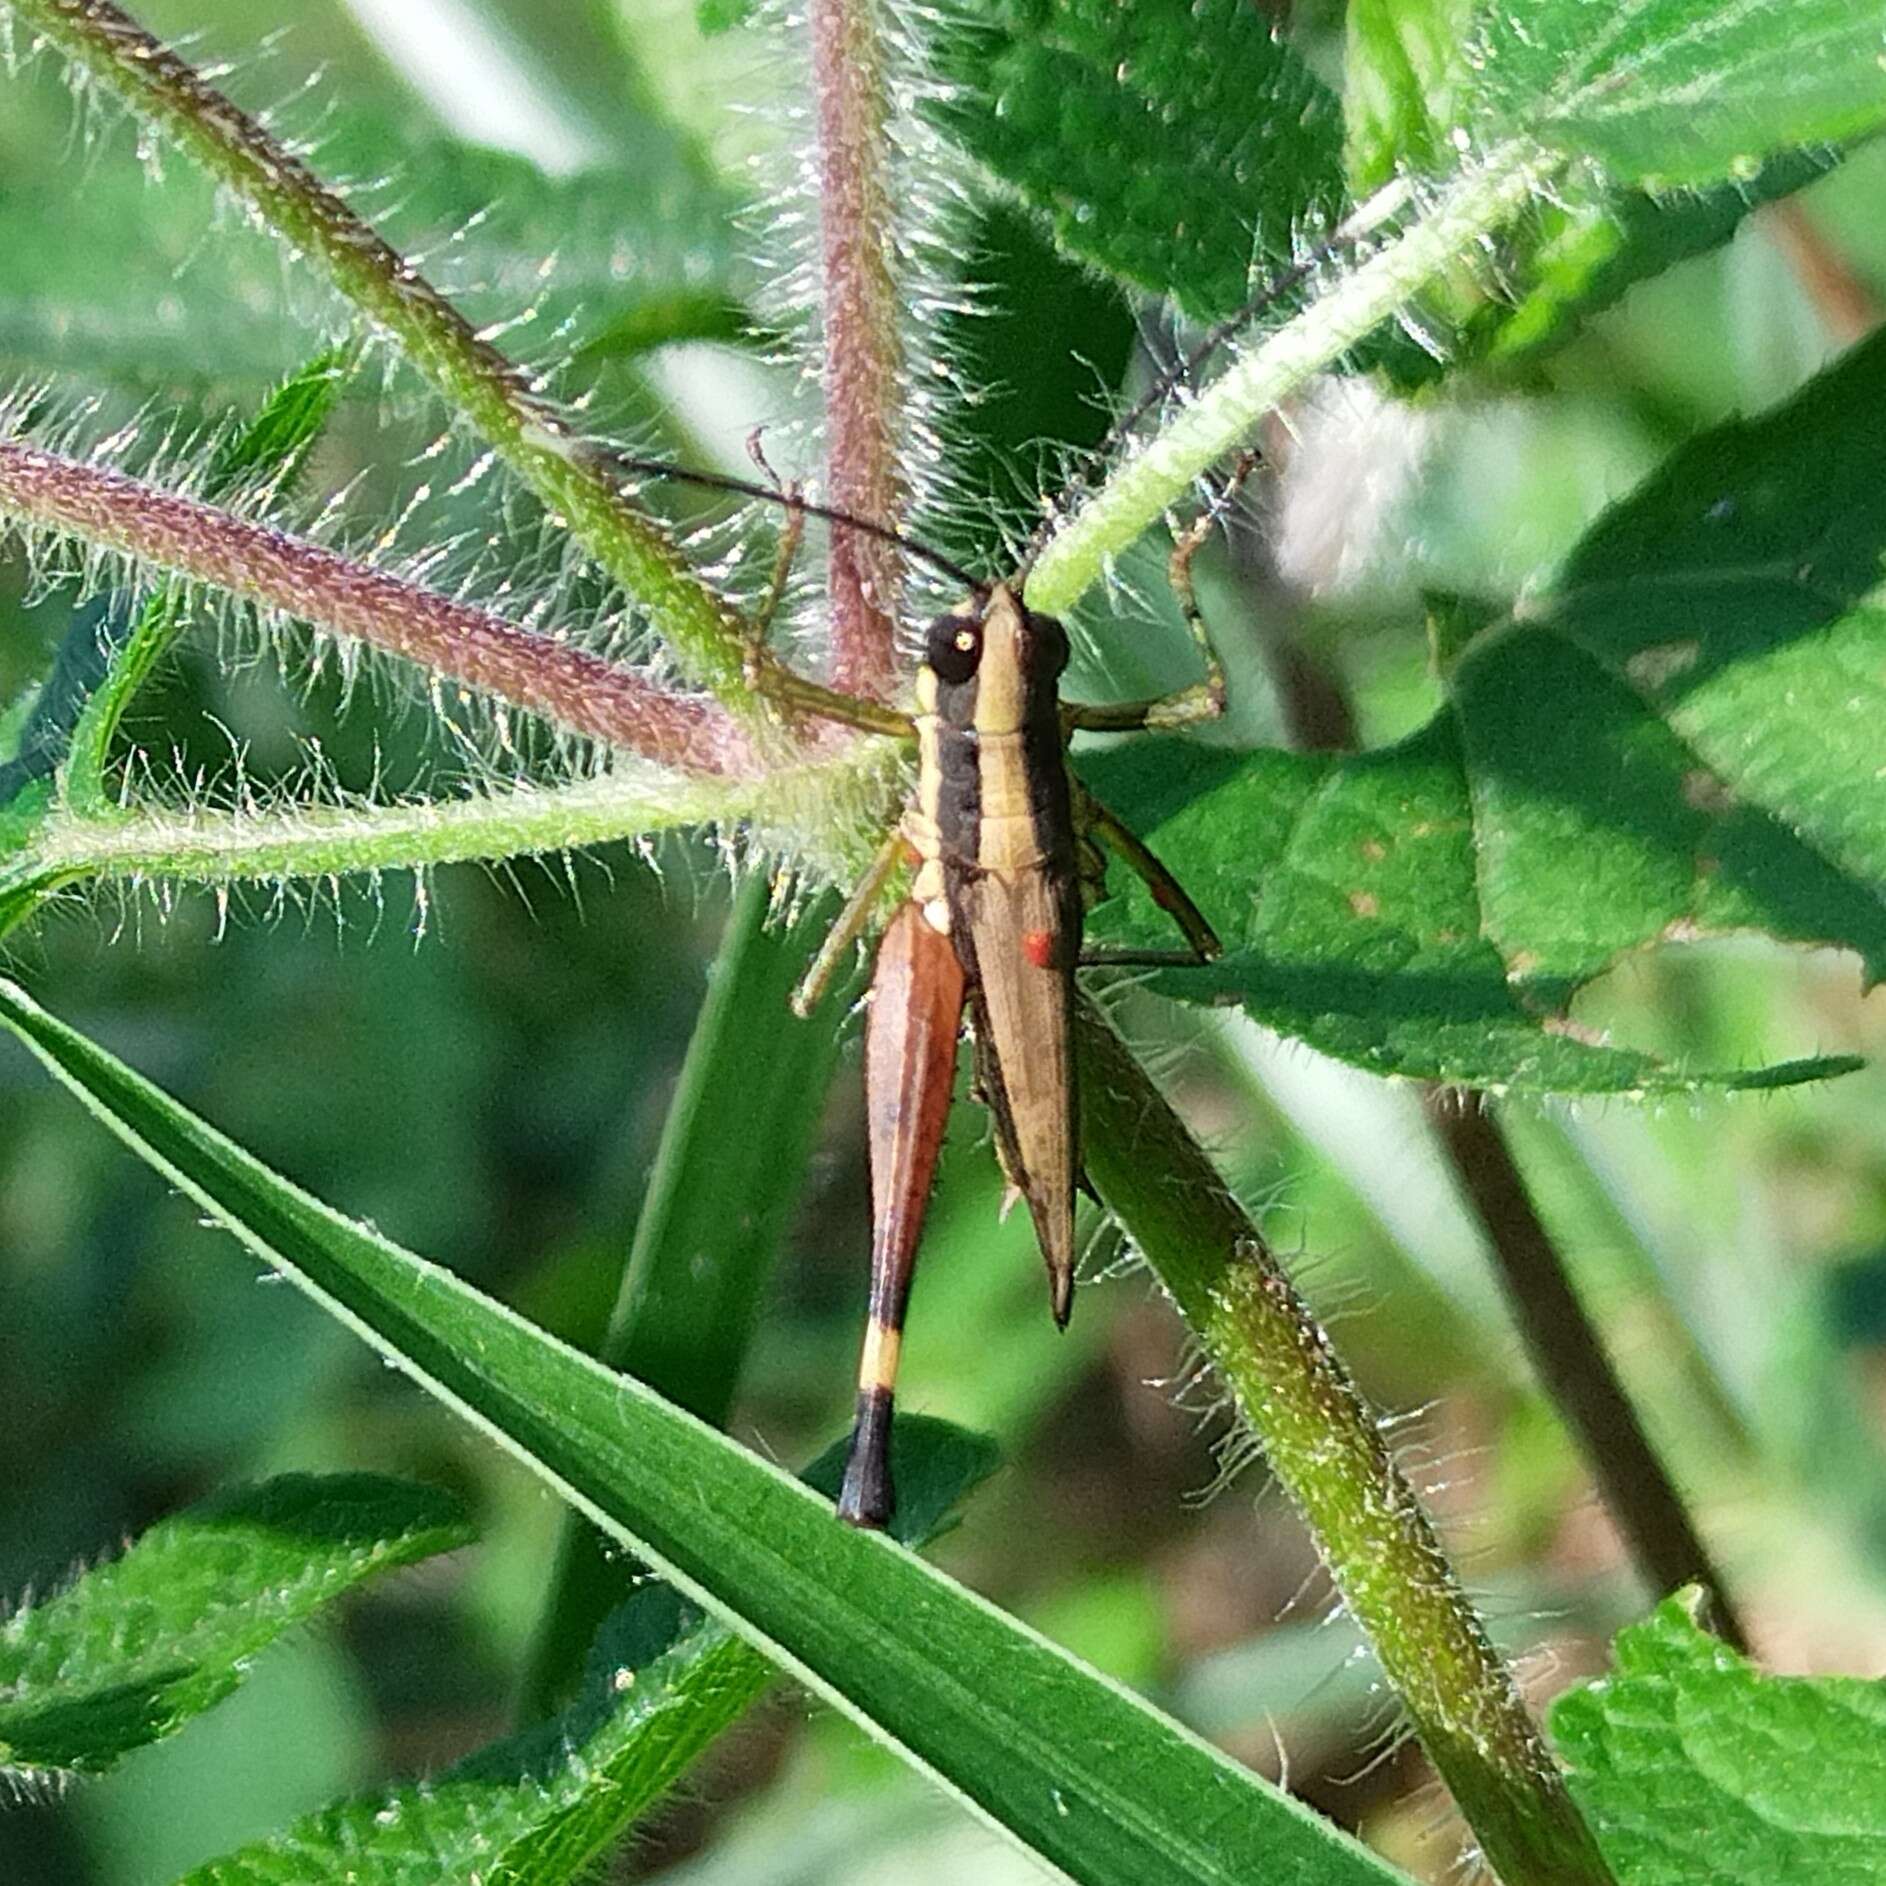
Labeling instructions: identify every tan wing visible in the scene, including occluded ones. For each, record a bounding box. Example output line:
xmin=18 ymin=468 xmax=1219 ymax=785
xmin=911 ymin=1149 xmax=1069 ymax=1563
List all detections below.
xmin=959 ymin=866 xmax=1080 ymax=1324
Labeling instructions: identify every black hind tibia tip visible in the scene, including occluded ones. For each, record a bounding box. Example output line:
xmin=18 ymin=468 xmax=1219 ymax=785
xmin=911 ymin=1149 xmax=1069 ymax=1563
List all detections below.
xmin=837 ymin=1387 xmax=896 ymax=1529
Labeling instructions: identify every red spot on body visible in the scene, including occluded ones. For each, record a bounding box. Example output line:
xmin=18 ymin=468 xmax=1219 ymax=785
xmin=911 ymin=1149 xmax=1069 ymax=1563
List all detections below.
xmin=1022 ymin=930 xmax=1056 ymax=969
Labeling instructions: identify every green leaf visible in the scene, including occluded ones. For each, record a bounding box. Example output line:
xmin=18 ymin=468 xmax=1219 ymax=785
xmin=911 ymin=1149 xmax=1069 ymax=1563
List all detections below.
xmin=696 ymin=0 xmax=756 ymax=33
xmin=1345 ymin=0 xmax=1474 ymax=189
xmin=1346 ymin=2 xmax=1861 ymax=381
xmin=0 ymin=605 xmax=132 ymax=938
xmin=1552 ymin=1592 xmax=1886 ymax=1881
xmin=1465 ymin=0 xmax=1886 ymax=188
xmin=520 ymin=874 xmax=855 ymax=1718
xmin=0 ymin=602 xmax=114 ymax=833
xmin=0 ymin=979 xmax=1412 ymax=1886
xmin=931 ymin=0 xmax=1347 ymax=321
xmin=1344 ymin=4 xmax=1844 ymax=380
xmin=1465 ymin=149 xmax=1839 ymax=372
xmin=0 ymin=1474 xmax=470 ymax=1780
xmin=1511 ymin=323 xmax=1886 ymax=939
xmin=179 ymin=1423 xmax=994 ymax=1886
xmin=940 ymin=201 xmax=1139 ymax=563
xmin=202 ymin=352 xmax=351 ymax=490
xmin=0 ymin=111 xmax=741 ymax=390
xmin=939 ymin=0 xmax=1858 ymax=394
xmin=1088 ymin=731 xmax=1859 ymax=1094
xmin=1090 ymin=328 xmax=1886 ymax=1092
xmin=1451 ymin=631 xmax=1886 ymax=990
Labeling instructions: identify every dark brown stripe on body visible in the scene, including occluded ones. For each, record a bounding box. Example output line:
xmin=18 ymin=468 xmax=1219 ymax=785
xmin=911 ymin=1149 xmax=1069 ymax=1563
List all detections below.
xmin=930 ymin=670 xmax=981 ymax=867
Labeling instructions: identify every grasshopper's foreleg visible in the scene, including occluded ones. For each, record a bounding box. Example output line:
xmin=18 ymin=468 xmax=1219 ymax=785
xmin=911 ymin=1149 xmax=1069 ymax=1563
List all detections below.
xmin=1076 ymin=785 xmax=1221 ymax=966
xmin=751 ymin=663 xmax=916 ymax=738
xmin=1062 ymin=451 xmax=1257 ymax=736
xmin=791 ymin=825 xmax=909 ymax=1018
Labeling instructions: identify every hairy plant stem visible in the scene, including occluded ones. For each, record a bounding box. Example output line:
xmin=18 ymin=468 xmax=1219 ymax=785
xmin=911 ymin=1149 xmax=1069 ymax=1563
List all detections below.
xmin=812 ymin=0 xmax=907 ymax=698
xmin=13 ymin=770 xmax=783 ymax=891
xmin=1026 ymin=149 xmax=1554 ymax=617
xmin=1079 ymin=1008 xmax=1616 ymax=1886
xmin=0 ymin=442 xmax=758 ymax=776
xmin=12 ymin=0 xmax=756 ymax=708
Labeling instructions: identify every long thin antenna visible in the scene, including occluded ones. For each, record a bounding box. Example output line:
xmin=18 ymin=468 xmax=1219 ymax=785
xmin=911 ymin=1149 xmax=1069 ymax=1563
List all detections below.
xmin=607 ymin=450 xmax=982 ymax=592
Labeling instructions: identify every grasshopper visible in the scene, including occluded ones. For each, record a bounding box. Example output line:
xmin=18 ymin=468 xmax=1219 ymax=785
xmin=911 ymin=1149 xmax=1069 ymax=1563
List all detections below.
xmin=618 ymin=449 xmax=1240 ymax=1526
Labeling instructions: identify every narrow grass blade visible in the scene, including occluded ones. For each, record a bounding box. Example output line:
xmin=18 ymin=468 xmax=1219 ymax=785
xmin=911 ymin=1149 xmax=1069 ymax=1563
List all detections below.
xmin=520 ymin=873 xmax=852 ymax=1717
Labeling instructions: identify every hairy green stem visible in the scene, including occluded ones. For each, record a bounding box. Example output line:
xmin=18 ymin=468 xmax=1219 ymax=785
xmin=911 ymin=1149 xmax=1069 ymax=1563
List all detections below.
xmin=811 ymin=0 xmax=908 ymax=698
xmin=1027 ymin=150 xmax=1554 ymax=616
xmin=0 ymin=442 xmax=757 ymax=775
xmin=14 ymin=771 xmax=779 ymax=890
xmin=1079 ymin=1007 xmax=1615 ymax=1886
xmin=12 ymin=0 xmax=754 ymax=705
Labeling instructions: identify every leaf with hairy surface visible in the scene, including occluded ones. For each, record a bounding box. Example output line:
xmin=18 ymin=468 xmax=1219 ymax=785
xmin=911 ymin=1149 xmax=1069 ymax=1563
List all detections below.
xmin=0 ymin=1475 xmax=470 ymax=1780
xmin=1553 ymin=1592 xmax=1886 ymax=1882
xmin=179 ymin=1423 xmax=996 ymax=1886
xmin=930 ymin=0 xmax=1346 ymax=323
xmin=1465 ymin=0 xmax=1886 ymax=188
xmin=1088 ymin=328 xmax=1886 ymax=1090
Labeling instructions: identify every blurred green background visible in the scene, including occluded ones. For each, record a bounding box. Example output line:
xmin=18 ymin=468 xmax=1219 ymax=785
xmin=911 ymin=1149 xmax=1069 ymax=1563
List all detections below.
xmin=4 ymin=2 xmax=1886 ymax=1880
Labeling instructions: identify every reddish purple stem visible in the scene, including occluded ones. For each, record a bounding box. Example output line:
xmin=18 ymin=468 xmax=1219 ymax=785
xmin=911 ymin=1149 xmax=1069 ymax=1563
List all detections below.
xmin=0 ymin=444 xmax=758 ymax=777
xmin=812 ymin=0 xmax=907 ymax=701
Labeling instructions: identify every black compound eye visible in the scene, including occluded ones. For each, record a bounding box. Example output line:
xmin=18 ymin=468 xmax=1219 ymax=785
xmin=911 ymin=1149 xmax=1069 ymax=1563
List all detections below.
xmin=926 ymin=611 xmax=983 ymax=686
xmin=1027 ymin=610 xmax=1070 ymax=679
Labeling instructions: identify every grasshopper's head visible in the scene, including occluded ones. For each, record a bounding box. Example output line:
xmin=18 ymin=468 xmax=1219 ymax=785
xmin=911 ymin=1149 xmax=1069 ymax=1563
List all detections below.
xmin=922 ymin=583 xmax=1069 ymax=736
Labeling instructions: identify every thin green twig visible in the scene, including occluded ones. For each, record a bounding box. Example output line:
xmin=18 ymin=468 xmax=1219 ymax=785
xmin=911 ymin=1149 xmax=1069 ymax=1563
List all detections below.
xmin=1027 ymin=149 xmax=1554 ymax=617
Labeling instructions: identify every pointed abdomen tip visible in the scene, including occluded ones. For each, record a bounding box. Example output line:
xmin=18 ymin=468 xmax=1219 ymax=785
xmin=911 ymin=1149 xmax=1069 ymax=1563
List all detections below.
xmin=1050 ymin=1269 xmax=1074 ymax=1329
